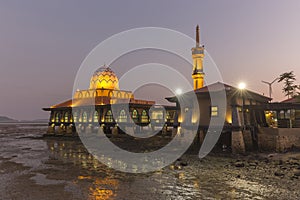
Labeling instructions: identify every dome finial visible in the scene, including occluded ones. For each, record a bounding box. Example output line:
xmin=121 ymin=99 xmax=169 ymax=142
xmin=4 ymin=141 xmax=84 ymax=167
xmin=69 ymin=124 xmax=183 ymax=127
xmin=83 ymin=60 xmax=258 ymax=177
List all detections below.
xmin=196 ymin=25 xmax=200 ymax=47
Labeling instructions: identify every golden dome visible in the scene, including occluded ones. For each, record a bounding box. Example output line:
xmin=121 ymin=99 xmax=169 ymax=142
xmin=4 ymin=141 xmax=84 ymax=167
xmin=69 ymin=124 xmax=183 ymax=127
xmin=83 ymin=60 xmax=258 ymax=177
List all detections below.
xmin=89 ymin=66 xmax=119 ymax=90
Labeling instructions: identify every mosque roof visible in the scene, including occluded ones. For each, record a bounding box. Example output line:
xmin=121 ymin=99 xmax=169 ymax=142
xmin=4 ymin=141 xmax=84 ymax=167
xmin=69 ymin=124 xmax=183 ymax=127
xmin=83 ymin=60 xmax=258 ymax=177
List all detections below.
xmin=89 ymin=66 xmax=119 ymax=90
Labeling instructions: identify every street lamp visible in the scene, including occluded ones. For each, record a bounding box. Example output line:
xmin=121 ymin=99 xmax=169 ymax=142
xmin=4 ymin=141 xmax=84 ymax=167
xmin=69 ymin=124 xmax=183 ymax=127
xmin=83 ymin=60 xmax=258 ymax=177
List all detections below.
xmin=175 ymin=88 xmax=182 ymax=95
xmin=238 ymin=82 xmax=246 ymax=90
xmin=238 ymin=82 xmax=246 ymax=130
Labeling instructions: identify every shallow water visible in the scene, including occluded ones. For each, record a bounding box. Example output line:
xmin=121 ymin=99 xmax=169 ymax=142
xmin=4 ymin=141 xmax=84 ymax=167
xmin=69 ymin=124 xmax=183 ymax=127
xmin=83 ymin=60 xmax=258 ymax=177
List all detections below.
xmin=0 ymin=124 xmax=299 ymax=200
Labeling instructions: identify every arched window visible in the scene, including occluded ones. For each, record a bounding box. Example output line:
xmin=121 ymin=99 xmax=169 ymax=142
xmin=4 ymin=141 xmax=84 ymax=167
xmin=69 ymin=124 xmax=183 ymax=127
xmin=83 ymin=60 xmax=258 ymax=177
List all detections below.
xmin=117 ymin=91 xmax=122 ymax=98
xmin=93 ymin=110 xmax=99 ymax=122
xmin=82 ymin=111 xmax=88 ymax=123
xmin=141 ymin=110 xmax=149 ymax=123
xmin=86 ymin=91 xmax=90 ymax=98
xmin=73 ymin=112 xmax=78 ymax=122
xmin=105 ymin=110 xmax=113 ymax=123
xmin=118 ymin=109 xmax=127 ymax=122
xmin=55 ymin=113 xmax=60 ymax=123
xmin=132 ymin=109 xmax=138 ymax=122
xmin=51 ymin=113 xmax=55 ymax=122
xmin=64 ymin=112 xmax=69 ymax=122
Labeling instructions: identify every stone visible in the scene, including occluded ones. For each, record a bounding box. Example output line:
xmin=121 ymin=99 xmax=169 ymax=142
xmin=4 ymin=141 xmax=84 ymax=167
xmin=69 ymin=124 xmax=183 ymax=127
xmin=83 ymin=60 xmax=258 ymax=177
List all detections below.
xmin=248 ymin=162 xmax=258 ymax=167
xmin=235 ymin=162 xmax=245 ymax=168
xmin=293 ymin=169 xmax=300 ymax=177
xmin=180 ymin=161 xmax=188 ymax=167
xmin=274 ymin=171 xmax=284 ymax=177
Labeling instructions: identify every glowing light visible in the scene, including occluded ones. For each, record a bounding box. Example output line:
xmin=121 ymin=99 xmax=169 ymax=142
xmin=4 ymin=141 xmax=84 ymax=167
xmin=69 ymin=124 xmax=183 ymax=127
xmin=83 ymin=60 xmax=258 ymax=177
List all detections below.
xmin=175 ymin=88 xmax=182 ymax=95
xmin=238 ymin=82 xmax=246 ymax=90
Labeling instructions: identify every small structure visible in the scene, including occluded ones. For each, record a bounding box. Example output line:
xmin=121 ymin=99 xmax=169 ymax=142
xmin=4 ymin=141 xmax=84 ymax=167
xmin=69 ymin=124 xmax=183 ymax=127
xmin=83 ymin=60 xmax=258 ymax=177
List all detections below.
xmin=245 ymin=96 xmax=300 ymax=152
xmin=43 ymin=66 xmax=176 ymax=136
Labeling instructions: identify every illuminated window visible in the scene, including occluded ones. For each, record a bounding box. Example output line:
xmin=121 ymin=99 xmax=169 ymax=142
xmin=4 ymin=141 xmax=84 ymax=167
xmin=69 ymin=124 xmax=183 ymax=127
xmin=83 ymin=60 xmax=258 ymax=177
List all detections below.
xmin=131 ymin=109 xmax=138 ymax=122
xmin=73 ymin=112 xmax=78 ymax=122
xmin=93 ymin=111 xmax=99 ymax=123
xmin=141 ymin=110 xmax=149 ymax=123
xmin=51 ymin=113 xmax=55 ymax=122
xmin=211 ymin=106 xmax=218 ymax=117
xmin=118 ymin=109 xmax=127 ymax=122
xmin=279 ymin=110 xmax=285 ymax=119
xmin=166 ymin=111 xmax=170 ymax=119
xmin=55 ymin=113 xmax=60 ymax=123
xmin=82 ymin=112 xmax=88 ymax=122
xmin=105 ymin=110 xmax=113 ymax=123
xmin=151 ymin=110 xmax=164 ymax=123
xmin=64 ymin=112 xmax=69 ymax=122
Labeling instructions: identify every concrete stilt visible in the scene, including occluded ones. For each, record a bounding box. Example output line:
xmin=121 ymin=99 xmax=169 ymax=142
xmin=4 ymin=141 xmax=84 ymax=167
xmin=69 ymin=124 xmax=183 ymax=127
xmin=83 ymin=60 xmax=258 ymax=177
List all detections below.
xmin=112 ymin=126 xmax=119 ymax=136
xmin=232 ymin=131 xmax=246 ymax=153
xmin=231 ymin=105 xmax=246 ymax=154
xmin=199 ymin=130 xmax=205 ymax=145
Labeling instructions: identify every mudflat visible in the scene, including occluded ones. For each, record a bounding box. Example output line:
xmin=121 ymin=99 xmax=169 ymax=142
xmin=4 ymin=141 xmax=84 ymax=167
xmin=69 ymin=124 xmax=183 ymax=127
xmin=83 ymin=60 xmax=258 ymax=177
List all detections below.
xmin=0 ymin=124 xmax=299 ymax=200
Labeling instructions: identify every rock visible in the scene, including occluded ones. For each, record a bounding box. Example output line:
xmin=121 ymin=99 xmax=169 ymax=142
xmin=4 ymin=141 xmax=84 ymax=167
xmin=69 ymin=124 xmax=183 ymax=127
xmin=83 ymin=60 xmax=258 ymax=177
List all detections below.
xmin=288 ymin=159 xmax=300 ymax=166
xmin=235 ymin=162 xmax=245 ymax=168
xmin=277 ymin=160 xmax=283 ymax=165
xmin=248 ymin=162 xmax=258 ymax=167
xmin=274 ymin=171 xmax=284 ymax=177
xmin=293 ymin=169 xmax=300 ymax=177
xmin=280 ymin=166 xmax=287 ymax=170
xmin=180 ymin=161 xmax=188 ymax=167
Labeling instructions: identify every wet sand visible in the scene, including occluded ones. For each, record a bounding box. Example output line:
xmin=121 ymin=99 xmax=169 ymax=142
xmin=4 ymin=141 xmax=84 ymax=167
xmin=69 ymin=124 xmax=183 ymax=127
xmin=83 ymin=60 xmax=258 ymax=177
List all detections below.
xmin=0 ymin=124 xmax=299 ymax=200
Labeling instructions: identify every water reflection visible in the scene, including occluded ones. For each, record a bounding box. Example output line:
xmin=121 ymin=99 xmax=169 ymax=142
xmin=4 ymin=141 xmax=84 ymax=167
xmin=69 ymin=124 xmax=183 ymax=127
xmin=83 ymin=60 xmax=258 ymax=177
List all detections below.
xmin=46 ymin=139 xmax=120 ymax=200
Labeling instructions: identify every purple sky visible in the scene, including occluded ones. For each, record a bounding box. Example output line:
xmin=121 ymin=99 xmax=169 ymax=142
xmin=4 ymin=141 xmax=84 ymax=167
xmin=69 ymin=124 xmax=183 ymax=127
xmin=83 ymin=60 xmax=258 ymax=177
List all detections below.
xmin=0 ymin=1 xmax=300 ymax=120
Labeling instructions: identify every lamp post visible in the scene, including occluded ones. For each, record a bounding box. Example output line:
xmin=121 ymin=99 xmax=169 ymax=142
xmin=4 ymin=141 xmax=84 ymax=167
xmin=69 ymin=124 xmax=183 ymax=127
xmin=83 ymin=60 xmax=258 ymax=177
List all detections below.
xmin=238 ymin=82 xmax=246 ymax=130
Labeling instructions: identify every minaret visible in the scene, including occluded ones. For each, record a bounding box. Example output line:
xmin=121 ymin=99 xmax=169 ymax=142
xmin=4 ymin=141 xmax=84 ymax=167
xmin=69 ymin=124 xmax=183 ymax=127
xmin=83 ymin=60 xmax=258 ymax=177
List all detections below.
xmin=191 ymin=25 xmax=205 ymax=90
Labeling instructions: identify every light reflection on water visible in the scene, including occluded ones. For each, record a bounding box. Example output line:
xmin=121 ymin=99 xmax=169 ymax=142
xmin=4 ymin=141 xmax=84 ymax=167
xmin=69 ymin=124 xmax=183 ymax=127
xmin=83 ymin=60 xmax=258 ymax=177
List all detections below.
xmin=46 ymin=139 xmax=205 ymax=199
xmin=1 ymin=125 xmax=299 ymax=199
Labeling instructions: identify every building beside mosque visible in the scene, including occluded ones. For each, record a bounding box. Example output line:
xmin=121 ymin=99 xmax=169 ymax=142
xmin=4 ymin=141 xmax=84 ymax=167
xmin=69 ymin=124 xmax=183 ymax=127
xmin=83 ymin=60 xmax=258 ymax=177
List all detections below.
xmin=43 ymin=66 xmax=176 ymax=135
xmin=166 ymin=25 xmax=272 ymax=153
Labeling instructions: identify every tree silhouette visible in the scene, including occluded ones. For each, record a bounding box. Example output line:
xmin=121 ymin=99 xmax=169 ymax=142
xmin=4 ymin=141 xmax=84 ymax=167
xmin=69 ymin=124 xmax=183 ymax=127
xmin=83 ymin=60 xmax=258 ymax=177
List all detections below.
xmin=277 ymin=71 xmax=299 ymax=99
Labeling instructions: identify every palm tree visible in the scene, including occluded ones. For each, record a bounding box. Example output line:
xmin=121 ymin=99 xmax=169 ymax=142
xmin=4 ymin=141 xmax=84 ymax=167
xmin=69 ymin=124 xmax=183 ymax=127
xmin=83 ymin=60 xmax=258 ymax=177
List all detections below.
xmin=277 ymin=71 xmax=299 ymax=99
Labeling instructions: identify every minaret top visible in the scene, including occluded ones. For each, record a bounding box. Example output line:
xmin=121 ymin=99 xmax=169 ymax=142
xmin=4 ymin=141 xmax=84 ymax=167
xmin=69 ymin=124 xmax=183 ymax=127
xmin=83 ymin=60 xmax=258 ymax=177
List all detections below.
xmin=196 ymin=25 xmax=200 ymax=47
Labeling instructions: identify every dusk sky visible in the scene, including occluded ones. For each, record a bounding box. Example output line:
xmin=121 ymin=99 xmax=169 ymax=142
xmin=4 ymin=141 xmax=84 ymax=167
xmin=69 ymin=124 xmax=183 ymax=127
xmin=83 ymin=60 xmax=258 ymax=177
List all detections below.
xmin=1 ymin=1 xmax=300 ymax=120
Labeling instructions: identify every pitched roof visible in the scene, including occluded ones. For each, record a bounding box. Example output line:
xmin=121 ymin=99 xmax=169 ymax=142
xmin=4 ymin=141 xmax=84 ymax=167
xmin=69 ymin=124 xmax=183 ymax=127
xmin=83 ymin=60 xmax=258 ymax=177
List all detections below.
xmin=281 ymin=96 xmax=300 ymax=103
xmin=166 ymin=82 xmax=271 ymax=102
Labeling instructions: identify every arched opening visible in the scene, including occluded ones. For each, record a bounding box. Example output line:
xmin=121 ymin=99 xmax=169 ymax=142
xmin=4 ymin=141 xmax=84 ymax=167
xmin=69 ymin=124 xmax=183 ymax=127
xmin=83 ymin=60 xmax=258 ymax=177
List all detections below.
xmin=141 ymin=110 xmax=149 ymax=123
xmin=64 ymin=112 xmax=69 ymax=122
xmin=118 ymin=109 xmax=127 ymax=123
xmin=93 ymin=110 xmax=99 ymax=123
xmin=55 ymin=113 xmax=60 ymax=123
xmin=82 ymin=111 xmax=88 ymax=123
xmin=73 ymin=112 xmax=78 ymax=122
xmin=132 ymin=109 xmax=139 ymax=123
xmin=105 ymin=110 xmax=113 ymax=123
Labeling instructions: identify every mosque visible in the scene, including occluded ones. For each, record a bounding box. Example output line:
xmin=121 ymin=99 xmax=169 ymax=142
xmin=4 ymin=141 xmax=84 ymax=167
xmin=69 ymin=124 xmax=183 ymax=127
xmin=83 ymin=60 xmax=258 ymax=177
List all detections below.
xmin=43 ymin=26 xmax=300 ymax=153
xmin=43 ymin=65 xmax=176 ymax=135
